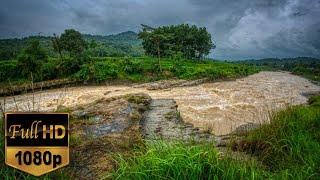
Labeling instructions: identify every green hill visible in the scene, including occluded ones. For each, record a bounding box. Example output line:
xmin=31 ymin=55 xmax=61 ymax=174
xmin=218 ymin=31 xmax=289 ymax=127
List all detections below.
xmin=0 ymin=31 xmax=144 ymax=60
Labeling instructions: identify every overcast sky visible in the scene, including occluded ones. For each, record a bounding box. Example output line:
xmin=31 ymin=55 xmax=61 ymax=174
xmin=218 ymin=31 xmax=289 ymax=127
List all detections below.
xmin=1 ymin=0 xmax=320 ymax=59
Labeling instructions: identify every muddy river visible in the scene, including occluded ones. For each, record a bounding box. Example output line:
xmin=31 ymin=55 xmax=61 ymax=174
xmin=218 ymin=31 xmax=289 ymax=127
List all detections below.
xmin=2 ymin=71 xmax=320 ymax=135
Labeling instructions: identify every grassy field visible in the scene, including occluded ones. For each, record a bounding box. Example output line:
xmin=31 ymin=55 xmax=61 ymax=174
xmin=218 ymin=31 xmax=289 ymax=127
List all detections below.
xmin=0 ymin=57 xmax=260 ymax=86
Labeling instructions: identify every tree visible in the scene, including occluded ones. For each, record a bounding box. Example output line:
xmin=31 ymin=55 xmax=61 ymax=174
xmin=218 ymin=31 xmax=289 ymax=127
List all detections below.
xmin=89 ymin=40 xmax=98 ymax=49
xmin=17 ymin=39 xmax=47 ymax=76
xmin=139 ymin=27 xmax=173 ymax=72
xmin=59 ymin=29 xmax=87 ymax=57
xmin=138 ymin=24 xmax=215 ymax=60
xmin=51 ymin=33 xmax=64 ymax=61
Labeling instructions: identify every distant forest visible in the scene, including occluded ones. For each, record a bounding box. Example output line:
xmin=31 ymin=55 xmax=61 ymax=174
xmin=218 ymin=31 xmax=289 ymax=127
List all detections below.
xmin=0 ymin=31 xmax=144 ymax=60
xmin=239 ymin=57 xmax=320 ymax=82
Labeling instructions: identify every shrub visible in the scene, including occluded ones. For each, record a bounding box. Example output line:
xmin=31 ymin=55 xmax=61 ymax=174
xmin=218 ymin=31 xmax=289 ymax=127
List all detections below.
xmin=292 ymin=66 xmax=310 ymax=75
xmin=93 ymin=62 xmax=119 ymax=82
xmin=0 ymin=60 xmax=19 ymax=81
xmin=169 ymin=61 xmax=186 ymax=76
xmin=17 ymin=40 xmax=47 ymax=77
xmin=58 ymin=57 xmax=82 ymax=77
xmin=123 ymin=58 xmax=143 ymax=74
xmin=74 ymin=64 xmax=92 ymax=81
xmin=149 ymin=62 xmax=161 ymax=74
xmin=40 ymin=61 xmax=58 ymax=80
xmin=204 ymin=68 xmax=233 ymax=79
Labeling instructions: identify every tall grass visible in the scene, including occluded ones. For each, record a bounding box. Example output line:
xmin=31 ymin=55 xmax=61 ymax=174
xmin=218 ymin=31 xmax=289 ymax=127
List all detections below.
xmin=242 ymin=102 xmax=320 ymax=179
xmin=230 ymin=95 xmax=320 ymax=179
xmin=109 ymin=140 xmax=267 ymax=180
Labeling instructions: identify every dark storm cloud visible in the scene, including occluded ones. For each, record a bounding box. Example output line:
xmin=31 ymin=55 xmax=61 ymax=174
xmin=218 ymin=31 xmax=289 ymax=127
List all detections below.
xmin=0 ymin=0 xmax=320 ymax=59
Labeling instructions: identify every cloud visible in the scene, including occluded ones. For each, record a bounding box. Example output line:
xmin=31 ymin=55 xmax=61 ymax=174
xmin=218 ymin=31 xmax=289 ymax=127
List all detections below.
xmin=0 ymin=0 xmax=319 ymax=59
xmin=206 ymin=0 xmax=320 ymax=59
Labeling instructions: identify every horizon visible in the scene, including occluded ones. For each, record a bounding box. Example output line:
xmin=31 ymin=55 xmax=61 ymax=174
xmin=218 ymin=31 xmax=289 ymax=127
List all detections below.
xmin=1 ymin=0 xmax=320 ymax=60
xmin=0 ymin=30 xmax=138 ymax=40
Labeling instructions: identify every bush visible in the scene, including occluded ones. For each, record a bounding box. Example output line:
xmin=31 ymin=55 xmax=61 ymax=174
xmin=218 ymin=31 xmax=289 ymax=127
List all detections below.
xmin=17 ymin=40 xmax=47 ymax=77
xmin=40 ymin=61 xmax=58 ymax=80
xmin=205 ymin=68 xmax=232 ymax=79
xmin=233 ymin=66 xmax=250 ymax=76
xmin=93 ymin=62 xmax=119 ymax=82
xmin=292 ymin=66 xmax=310 ymax=75
xmin=74 ymin=64 xmax=92 ymax=81
xmin=169 ymin=61 xmax=186 ymax=76
xmin=58 ymin=57 xmax=82 ymax=77
xmin=149 ymin=62 xmax=161 ymax=74
xmin=75 ymin=61 xmax=119 ymax=82
xmin=122 ymin=58 xmax=143 ymax=74
xmin=0 ymin=60 xmax=19 ymax=81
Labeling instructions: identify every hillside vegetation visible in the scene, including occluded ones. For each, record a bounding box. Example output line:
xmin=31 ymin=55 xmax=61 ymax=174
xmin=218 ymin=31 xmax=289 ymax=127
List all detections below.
xmin=0 ymin=57 xmax=259 ymax=85
xmin=239 ymin=57 xmax=320 ymax=82
xmin=0 ymin=31 xmax=143 ymax=60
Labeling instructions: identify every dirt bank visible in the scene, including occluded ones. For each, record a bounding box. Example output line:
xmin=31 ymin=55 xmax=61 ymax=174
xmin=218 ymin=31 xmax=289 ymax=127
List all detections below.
xmin=67 ymin=93 xmax=151 ymax=179
xmin=2 ymin=71 xmax=320 ymax=135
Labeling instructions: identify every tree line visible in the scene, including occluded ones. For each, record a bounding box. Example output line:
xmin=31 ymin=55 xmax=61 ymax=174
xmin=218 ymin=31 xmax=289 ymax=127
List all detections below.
xmin=138 ymin=24 xmax=215 ymax=60
xmin=0 ymin=31 xmax=143 ymax=60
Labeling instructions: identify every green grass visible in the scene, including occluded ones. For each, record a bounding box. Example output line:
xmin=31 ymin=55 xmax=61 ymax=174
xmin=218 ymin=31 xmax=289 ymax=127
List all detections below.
xmin=74 ymin=57 xmax=260 ymax=83
xmin=308 ymin=95 xmax=320 ymax=106
xmin=0 ymin=57 xmax=260 ymax=86
xmin=109 ymin=140 xmax=267 ymax=180
xmin=240 ymin=96 xmax=320 ymax=179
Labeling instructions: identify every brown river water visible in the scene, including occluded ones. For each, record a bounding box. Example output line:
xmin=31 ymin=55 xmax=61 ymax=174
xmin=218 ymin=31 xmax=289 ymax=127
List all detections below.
xmin=2 ymin=71 xmax=320 ymax=135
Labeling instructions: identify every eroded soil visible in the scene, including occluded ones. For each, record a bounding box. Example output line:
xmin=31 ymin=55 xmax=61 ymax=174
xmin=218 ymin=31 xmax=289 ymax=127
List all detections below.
xmin=66 ymin=93 xmax=151 ymax=179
